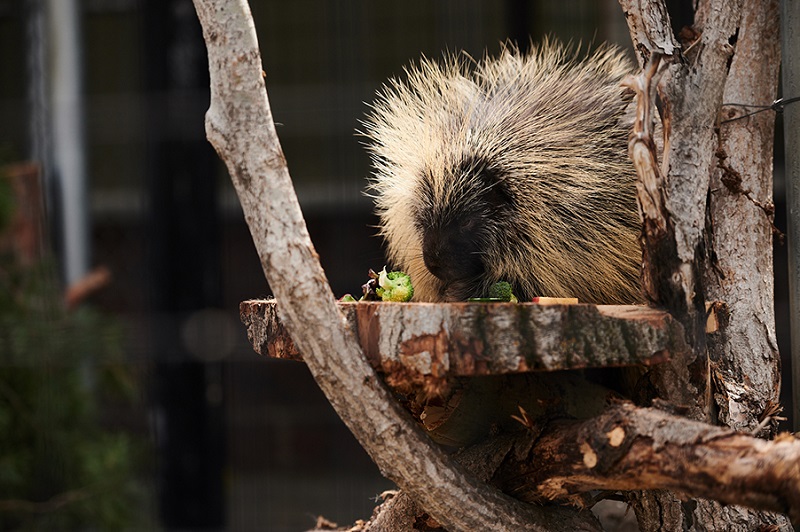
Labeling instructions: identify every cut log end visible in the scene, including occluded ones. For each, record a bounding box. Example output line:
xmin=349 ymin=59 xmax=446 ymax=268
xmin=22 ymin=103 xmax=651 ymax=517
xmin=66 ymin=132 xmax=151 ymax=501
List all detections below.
xmin=239 ymin=299 xmax=688 ymax=388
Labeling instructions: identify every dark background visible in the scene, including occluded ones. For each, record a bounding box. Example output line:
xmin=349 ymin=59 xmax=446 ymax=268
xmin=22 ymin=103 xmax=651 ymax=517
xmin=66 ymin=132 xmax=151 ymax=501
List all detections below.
xmin=0 ymin=1 xmax=791 ymax=530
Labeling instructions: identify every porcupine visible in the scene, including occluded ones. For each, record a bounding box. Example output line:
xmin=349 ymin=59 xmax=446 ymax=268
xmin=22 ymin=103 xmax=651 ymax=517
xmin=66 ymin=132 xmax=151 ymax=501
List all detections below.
xmin=363 ymin=41 xmax=643 ymax=304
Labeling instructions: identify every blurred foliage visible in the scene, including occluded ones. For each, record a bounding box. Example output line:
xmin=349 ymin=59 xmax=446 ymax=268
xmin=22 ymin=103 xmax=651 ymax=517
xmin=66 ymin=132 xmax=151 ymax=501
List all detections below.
xmin=0 ymin=170 xmax=145 ymax=530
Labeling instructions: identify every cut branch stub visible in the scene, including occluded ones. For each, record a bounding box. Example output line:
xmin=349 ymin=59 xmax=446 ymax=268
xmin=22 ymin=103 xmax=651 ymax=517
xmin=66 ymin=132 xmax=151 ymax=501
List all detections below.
xmin=241 ymin=300 xmax=688 ymax=391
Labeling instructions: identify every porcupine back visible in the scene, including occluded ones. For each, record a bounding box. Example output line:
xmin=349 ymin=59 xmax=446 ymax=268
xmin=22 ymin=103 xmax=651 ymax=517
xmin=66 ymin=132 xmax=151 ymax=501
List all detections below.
xmin=363 ymin=41 xmax=642 ymax=304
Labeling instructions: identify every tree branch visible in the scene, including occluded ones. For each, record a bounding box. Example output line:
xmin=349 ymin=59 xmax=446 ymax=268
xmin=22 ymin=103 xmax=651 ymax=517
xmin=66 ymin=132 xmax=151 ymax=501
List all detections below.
xmin=191 ymin=0 xmax=599 ymax=529
xmin=495 ymin=402 xmax=800 ymax=524
xmin=322 ymin=401 xmax=800 ymax=530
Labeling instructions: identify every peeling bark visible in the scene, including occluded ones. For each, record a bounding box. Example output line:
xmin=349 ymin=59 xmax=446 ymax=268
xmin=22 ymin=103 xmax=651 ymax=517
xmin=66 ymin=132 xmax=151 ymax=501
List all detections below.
xmin=704 ymin=0 xmax=782 ymax=435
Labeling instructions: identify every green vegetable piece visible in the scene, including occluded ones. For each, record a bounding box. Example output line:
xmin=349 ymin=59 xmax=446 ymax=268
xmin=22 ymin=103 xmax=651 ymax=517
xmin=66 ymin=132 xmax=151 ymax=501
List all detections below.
xmin=339 ymin=294 xmax=357 ymax=302
xmin=487 ymin=281 xmax=518 ymax=303
xmin=375 ymin=266 xmax=414 ymax=302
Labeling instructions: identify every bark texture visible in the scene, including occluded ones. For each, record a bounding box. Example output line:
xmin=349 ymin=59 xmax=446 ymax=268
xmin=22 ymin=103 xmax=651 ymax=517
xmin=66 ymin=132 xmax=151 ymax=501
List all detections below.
xmin=195 ymin=0 xmax=790 ymax=529
xmin=241 ymin=299 xmax=687 ymax=378
xmin=192 ymin=1 xmax=600 ymax=529
xmin=496 ymin=402 xmax=800 ymax=522
xmin=704 ymin=0 xmax=782 ymax=435
xmin=620 ymin=0 xmax=789 ymax=529
xmin=311 ymin=402 xmax=800 ymax=530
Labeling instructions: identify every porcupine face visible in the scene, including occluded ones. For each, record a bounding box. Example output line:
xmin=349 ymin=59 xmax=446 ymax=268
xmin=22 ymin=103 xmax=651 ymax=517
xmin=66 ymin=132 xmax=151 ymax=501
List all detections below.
xmin=364 ymin=40 xmax=644 ymax=304
xmin=415 ymin=158 xmax=514 ymax=301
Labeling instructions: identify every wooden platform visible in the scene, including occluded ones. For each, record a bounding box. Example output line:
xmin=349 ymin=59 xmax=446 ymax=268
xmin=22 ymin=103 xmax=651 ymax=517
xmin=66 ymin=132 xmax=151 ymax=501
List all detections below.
xmin=240 ymin=299 xmax=688 ymax=380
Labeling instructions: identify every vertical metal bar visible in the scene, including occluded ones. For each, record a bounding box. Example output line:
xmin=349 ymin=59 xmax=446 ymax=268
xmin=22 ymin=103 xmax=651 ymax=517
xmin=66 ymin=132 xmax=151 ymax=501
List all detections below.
xmin=782 ymin=0 xmax=800 ymax=431
xmin=47 ymin=0 xmax=89 ymax=285
xmin=25 ymin=0 xmax=52 ymax=202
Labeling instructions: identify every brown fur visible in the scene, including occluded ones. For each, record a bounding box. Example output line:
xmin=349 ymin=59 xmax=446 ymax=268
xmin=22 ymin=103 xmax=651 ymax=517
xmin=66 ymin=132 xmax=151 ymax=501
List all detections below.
xmin=362 ymin=41 xmax=642 ymax=304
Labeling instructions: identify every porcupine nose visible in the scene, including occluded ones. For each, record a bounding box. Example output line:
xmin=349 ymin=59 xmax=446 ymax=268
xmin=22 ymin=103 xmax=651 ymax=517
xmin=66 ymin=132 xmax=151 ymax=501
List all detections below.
xmin=422 ymin=223 xmax=484 ymax=283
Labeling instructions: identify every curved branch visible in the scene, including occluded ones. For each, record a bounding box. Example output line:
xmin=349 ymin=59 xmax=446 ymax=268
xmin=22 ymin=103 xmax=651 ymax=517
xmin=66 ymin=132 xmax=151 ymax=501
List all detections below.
xmin=190 ymin=1 xmax=599 ymax=530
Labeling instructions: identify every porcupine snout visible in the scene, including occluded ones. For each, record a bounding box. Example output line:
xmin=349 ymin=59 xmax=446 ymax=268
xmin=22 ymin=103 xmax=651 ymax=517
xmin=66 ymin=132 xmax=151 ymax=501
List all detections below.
xmin=417 ymin=160 xmax=512 ymax=300
xmin=421 ymin=220 xmax=485 ymax=285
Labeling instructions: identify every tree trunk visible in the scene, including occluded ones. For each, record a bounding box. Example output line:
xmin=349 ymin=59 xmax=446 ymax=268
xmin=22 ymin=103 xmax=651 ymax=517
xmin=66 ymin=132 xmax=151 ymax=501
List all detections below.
xmin=620 ymin=0 xmax=790 ymax=529
xmin=704 ymin=0 xmax=782 ymax=437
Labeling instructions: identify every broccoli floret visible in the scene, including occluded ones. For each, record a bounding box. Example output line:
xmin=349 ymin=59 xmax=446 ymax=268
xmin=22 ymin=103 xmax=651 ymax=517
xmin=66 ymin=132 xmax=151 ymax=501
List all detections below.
xmin=487 ymin=281 xmax=518 ymax=303
xmin=375 ymin=267 xmax=414 ymax=302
